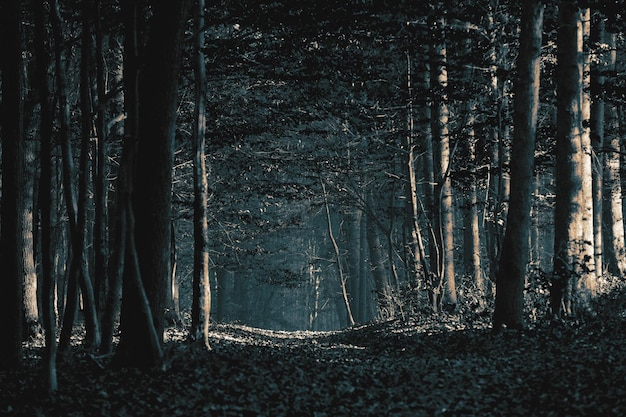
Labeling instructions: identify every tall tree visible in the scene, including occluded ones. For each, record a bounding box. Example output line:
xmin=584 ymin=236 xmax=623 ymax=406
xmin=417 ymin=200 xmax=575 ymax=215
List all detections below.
xmin=34 ymin=0 xmax=58 ymax=389
xmin=493 ymin=1 xmax=544 ymax=330
xmin=50 ymin=0 xmax=101 ymax=351
xmin=460 ymin=31 xmax=483 ymax=295
xmin=579 ymin=8 xmax=596 ymax=291
xmin=117 ymin=0 xmax=193 ymax=367
xmin=590 ymin=16 xmax=625 ymax=277
xmin=0 ymin=0 xmax=26 ymax=370
xmin=430 ymin=15 xmax=456 ymax=310
xmin=552 ymin=0 xmax=594 ymax=316
xmin=93 ymin=0 xmax=109 ymax=315
xmin=190 ymin=0 xmax=212 ymax=349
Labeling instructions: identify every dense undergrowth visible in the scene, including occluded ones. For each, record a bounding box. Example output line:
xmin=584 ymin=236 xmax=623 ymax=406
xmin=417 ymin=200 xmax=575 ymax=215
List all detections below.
xmin=2 ymin=284 xmax=626 ymax=416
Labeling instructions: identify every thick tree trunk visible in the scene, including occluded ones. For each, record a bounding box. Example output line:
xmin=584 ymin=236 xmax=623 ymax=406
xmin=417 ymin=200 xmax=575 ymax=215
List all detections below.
xmin=23 ymin=136 xmax=40 ymax=338
xmin=552 ymin=1 xmax=589 ymax=316
xmin=117 ymin=0 xmax=193 ymax=368
xmin=0 ymin=0 xmax=26 ymax=370
xmin=493 ymin=1 xmax=543 ymax=331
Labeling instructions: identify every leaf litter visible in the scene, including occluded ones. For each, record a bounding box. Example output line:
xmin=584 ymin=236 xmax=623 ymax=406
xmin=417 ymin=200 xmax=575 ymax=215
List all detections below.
xmin=2 ymin=288 xmax=626 ymax=416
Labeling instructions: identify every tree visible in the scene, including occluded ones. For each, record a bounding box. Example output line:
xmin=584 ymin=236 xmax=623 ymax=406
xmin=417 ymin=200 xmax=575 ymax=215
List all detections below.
xmin=593 ymin=22 xmax=626 ymax=276
xmin=493 ymin=1 xmax=544 ymax=330
xmin=117 ymin=0 xmax=193 ymax=367
xmin=552 ymin=0 xmax=597 ymax=316
xmin=34 ymin=0 xmax=59 ymax=390
xmin=190 ymin=0 xmax=212 ymax=349
xmin=0 ymin=0 xmax=26 ymax=370
xmin=430 ymin=15 xmax=456 ymax=310
xmin=50 ymin=0 xmax=101 ymax=352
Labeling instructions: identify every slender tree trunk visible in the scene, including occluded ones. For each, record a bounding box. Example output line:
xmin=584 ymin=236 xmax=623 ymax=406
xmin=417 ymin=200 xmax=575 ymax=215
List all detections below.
xmin=78 ymin=0 xmax=102 ymax=349
xmin=322 ymin=181 xmax=355 ymax=326
xmin=346 ymin=208 xmax=362 ymax=322
xmin=190 ymin=0 xmax=211 ymax=348
xmin=0 ymin=0 xmax=25 ymax=370
xmin=93 ymin=0 xmax=109 ymax=315
xmin=460 ymin=35 xmax=482 ymax=294
xmin=430 ymin=16 xmax=456 ymax=309
xmin=493 ymin=1 xmax=543 ymax=331
xmin=590 ymin=11 xmax=605 ymax=279
xmin=50 ymin=0 xmax=101 ymax=350
xmin=367 ymin=217 xmax=392 ymax=319
xmin=579 ymin=8 xmax=596 ymax=294
xmin=406 ymin=52 xmax=431 ymax=287
xmin=601 ymin=32 xmax=626 ymax=276
xmin=34 ymin=0 xmax=58 ymax=389
xmin=34 ymin=2 xmax=58 ymax=376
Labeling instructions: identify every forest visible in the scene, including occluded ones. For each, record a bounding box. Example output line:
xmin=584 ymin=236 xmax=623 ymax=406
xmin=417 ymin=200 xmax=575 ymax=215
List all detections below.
xmin=2 ymin=0 xmax=626 ymax=415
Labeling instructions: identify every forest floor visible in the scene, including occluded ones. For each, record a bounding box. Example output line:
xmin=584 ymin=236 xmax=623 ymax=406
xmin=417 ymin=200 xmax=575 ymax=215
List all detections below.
xmin=2 ymin=288 xmax=626 ymax=417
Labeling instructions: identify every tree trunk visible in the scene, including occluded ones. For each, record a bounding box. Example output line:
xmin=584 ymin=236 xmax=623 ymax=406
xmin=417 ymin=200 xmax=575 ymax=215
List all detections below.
xmin=117 ymin=0 xmax=193 ymax=368
xmin=34 ymin=0 xmax=58 ymax=389
xmin=93 ymin=0 xmax=109 ymax=315
xmin=23 ymin=135 xmax=40 ymax=339
xmin=322 ymin=181 xmax=355 ymax=326
xmin=101 ymin=0 xmax=140 ymax=355
xmin=0 ymin=0 xmax=26 ymax=370
xmin=601 ymin=32 xmax=626 ymax=276
xmin=190 ymin=0 xmax=211 ymax=348
xmin=590 ymin=11 xmax=604 ymax=279
xmin=406 ymin=52 xmax=432 ymax=289
xmin=493 ymin=1 xmax=543 ymax=331
xmin=50 ymin=0 xmax=101 ymax=350
xmin=430 ymin=16 xmax=456 ymax=309
xmin=460 ymin=34 xmax=482 ymax=294
xmin=552 ymin=0 xmax=590 ymax=316
xmin=579 ymin=8 xmax=596 ymax=295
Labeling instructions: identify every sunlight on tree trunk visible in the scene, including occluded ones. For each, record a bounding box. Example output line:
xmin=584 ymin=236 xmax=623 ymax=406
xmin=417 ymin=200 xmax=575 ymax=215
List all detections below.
xmin=552 ymin=1 xmax=595 ymax=316
xmin=430 ymin=15 xmax=456 ymax=310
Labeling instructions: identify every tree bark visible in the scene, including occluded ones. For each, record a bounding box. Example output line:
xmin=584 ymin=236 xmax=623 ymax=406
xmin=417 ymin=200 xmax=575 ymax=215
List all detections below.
xmin=601 ymin=32 xmax=626 ymax=276
xmin=552 ymin=0 xmax=589 ymax=316
xmin=493 ymin=0 xmax=543 ymax=331
xmin=117 ymin=0 xmax=193 ymax=368
xmin=579 ymin=8 xmax=596 ymax=295
xmin=460 ymin=33 xmax=482 ymax=295
xmin=34 ymin=0 xmax=58 ymax=389
xmin=93 ymin=0 xmax=109 ymax=315
xmin=190 ymin=0 xmax=212 ymax=349
xmin=0 ymin=0 xmax=26 ymax=370
xmin=50 ymin=0 xmax=101 ymax=351
xmin=430 ymin=16 xmax=456 ymax=309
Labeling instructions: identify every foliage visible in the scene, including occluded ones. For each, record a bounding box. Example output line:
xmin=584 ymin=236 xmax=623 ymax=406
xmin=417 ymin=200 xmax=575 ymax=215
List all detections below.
xmin=3 ymin=286 xmax=626 ymax=416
